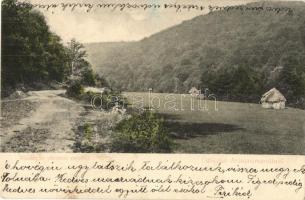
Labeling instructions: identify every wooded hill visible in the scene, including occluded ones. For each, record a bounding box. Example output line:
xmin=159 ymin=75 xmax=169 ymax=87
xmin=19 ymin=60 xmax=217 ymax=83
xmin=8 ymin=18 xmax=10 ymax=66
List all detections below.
xmin=1 ymin=0 xmax=103 ymax=96
xmin=85 ymin=1 xmax=305 ymax=105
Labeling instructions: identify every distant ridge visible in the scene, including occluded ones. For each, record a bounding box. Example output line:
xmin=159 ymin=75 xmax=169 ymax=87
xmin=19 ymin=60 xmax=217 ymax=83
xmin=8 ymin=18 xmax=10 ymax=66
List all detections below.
xmin=85 ymin=1 xmax=305 ymax=104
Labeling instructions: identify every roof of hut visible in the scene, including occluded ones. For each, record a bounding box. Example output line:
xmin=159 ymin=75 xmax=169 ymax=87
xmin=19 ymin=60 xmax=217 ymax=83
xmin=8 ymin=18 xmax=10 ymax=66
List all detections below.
xmin=261 ymin=88 xmax=286 ymax=102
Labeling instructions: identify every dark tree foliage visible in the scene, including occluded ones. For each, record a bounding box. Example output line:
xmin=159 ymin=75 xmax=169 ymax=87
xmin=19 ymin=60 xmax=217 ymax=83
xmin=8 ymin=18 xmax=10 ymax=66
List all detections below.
xmin=85 ymin=2 xmax=305 ymax=105
xmin=202 ymin=65 xmax=263 ymax=102
xmin=1 ymin=0 xmax=69 ymax=89
xmin=66 ymin=80 xmax=84 ymax=99
xmin=66 ymin=39 xmax=108 ymax=87
xmin=82 ymin=69 xmax=96 ymax=86
xmin=278 ymin=54 xmax=305 ymax=99
xmin=67 ymin=39 xmax=87 ymax=77
xmin=111 ymin=111 xmax=172 ymax=153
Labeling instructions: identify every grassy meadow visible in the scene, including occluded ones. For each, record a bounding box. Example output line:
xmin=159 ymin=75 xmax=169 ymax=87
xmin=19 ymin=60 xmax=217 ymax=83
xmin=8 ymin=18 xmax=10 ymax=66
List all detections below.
xmin=124 ymin=92 xmax=305 ymax=154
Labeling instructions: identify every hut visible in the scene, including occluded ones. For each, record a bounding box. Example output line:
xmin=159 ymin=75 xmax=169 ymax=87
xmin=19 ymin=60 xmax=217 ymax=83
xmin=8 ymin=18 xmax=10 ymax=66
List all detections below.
xmin=260 ymin=88 xmax=286 ymax=109
xmin=189 ymin=87 xmax=200 ymax=97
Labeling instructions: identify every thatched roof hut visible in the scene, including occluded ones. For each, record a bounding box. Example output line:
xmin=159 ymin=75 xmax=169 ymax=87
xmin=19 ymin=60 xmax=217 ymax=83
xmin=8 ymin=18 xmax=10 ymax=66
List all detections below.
xmin=261 ymin=88 xmax=286 ymax=109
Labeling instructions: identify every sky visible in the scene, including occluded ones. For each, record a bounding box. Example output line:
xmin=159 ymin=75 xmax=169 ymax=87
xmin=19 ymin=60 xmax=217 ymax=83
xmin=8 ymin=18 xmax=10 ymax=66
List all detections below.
xmin=27 ymin=0 xmax=304 ymax=43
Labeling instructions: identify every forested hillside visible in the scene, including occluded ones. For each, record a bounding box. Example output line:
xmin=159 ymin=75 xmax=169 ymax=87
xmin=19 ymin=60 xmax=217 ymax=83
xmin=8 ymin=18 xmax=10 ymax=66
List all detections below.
xmin=1 ymin=0 xmax=101 ymax=96
xmin=86 ymin=1 xmax=305 ymax=104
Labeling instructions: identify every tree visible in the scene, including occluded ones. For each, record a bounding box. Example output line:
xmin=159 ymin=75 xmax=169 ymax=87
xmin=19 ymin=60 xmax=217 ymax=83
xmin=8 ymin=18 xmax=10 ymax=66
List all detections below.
xmin=278 ymin=54 xmax=305 ymax=100
xmin=1 ymin=0 xmax=69 ymax=90
xmin=46 ymin=34 xmax=70 ymax=81
xmin=230 ymin=65 xmax=262 ymax=97
xmin=82 ymin=68 xmax=96 ymax=86
xmin=66 ymin=39 xmax=87 ymax=77
xmin=65 ymin=39 xmax=101 ymax=87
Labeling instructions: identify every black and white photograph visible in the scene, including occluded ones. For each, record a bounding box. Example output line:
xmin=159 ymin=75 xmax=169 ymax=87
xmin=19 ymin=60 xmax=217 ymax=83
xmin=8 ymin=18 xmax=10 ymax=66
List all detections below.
xmin=1 ymin=0 xmax=305 ymax=155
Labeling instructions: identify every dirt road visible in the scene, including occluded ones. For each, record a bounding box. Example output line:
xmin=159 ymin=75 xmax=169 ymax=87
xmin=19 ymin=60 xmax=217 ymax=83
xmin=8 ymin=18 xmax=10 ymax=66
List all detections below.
xmin=0 ymin=90 xmax=85 ymax=152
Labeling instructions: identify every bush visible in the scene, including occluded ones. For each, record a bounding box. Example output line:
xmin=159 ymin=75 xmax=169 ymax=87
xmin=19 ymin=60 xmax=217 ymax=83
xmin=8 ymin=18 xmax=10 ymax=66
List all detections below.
xmin=83 ymin=123 xmax=93 ymax=142
xmin=82 ymin=69 xmax=96 ymax=86
xmin=73 ymin=123 xmax=96 ymax=153
xmin=111 ymin=111 xmax=172 ymax=153
xmin=66 ymin=80 xmax=84 ymax=99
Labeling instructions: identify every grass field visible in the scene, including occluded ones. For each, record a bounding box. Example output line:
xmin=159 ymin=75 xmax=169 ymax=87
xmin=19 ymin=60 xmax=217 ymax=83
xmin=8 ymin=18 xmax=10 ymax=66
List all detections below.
xmin=124 ymin=92 xmax=305 ymax=154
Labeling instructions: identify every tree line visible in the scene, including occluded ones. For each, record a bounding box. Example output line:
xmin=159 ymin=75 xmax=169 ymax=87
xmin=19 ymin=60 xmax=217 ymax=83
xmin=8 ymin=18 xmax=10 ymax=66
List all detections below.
xmin=1 ymin=0 xmax=106 ymax=96
xmin=86 ymin=2 xmax=305 ymax=108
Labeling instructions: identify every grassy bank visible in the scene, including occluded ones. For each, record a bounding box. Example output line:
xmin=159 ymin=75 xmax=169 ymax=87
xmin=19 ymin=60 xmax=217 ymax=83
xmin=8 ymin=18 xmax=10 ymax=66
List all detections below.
xmin=124 ymin=92 xmax=305 ymax=154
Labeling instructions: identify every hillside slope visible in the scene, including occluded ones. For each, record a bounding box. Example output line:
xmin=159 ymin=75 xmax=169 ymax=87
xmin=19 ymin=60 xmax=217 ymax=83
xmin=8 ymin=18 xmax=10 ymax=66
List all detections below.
xmin=85 ymin=1 xmax=305 ymax=103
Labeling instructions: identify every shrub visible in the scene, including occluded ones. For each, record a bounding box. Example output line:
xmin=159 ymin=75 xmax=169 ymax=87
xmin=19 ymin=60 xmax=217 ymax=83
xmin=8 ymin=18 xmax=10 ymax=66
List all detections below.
xmin=83 ymin=123 xmax=93 ymax=142
xmin=82 ymin=69 xmax=96 ymax=86
xmin=111 ymin=111 xmax=172 ymax=153
xmin=66 ymin=80 xmax=84 ymax=99
xmin=73 ymin=123 xmax=95 ymax=153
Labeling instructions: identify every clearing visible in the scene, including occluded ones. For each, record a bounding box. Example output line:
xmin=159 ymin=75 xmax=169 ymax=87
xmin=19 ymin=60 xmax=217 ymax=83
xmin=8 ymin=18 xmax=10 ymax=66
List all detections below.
xmin=1 ymin=90 xmax=304 ymax=154
xmin=124 ymin=92 xmax=305 ymax=154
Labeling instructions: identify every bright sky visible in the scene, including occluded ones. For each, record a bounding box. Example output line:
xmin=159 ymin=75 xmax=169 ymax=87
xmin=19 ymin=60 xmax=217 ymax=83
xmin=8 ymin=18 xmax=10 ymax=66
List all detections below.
xmin=27 ymin=0 xmax=304 ymax=43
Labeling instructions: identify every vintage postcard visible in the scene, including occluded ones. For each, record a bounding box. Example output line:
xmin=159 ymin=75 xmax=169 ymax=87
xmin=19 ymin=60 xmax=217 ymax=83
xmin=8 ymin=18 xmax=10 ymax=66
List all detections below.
xmin=0 ymin=0 xmax=305 ymax=199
